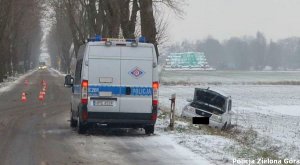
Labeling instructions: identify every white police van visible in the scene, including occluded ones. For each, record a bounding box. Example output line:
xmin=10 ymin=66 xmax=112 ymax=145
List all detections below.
xmin=64 ymin=36 xmax=159 ymax=134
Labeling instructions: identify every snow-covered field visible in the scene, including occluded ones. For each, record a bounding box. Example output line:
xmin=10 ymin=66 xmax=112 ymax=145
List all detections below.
xmin=158 ymin=71 xmax=300 ymax=164
xmin=160 ymin=70 xmax=300 ymax=85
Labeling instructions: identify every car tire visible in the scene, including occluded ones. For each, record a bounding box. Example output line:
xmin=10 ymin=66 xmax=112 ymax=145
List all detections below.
xmin=145 ymin=125 xmax=155 ymax=135
xmin=77 ymin=116 xmax=87 ymax=134
xmin=70 ymin=111 xmax=77 ymax=128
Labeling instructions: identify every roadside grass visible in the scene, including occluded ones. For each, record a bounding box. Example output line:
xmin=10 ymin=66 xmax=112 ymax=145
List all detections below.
xmin=157 ymin=107 xmax=292 ymax=164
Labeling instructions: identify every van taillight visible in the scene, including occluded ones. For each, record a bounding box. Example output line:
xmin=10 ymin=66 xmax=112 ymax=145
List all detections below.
xmin=81 ymin=80 xmax=88 ymax=104
xmin=152 ymin=82 xmax=159 ymax=106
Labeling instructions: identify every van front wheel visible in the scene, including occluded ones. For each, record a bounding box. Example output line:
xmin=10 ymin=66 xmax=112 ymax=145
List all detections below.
xmin=70 ymin=111 xmax=77 ymax=128
xmin=144 ymin=125 xmax=155 ymax=135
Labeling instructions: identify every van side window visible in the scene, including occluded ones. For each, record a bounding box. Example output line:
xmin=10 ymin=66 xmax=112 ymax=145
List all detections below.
xmin=74 ymin=59 xmax=83 ymax=85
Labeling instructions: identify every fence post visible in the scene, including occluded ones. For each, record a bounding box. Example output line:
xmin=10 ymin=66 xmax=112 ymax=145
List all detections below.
xmin=169 ymin=93 xmax=176 ymax=130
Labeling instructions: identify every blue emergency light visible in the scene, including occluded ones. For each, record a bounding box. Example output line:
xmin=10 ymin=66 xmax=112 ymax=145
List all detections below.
xmin=139 ymin=36 xmax=146 ymax=43
xmin=95 ymin=35 xmax=102 ymax=41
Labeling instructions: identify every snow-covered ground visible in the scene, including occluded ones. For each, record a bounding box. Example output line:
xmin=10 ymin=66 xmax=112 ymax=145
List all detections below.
xmin=158 ymin=71 xmax=300 ymax=164
xmin=2 ymin=68 xmax=299 ymax=164
xmin=0 ymin=69 xmax=37 ymax=95
xmin=49 ymin=68 xmax=67 ymax=77
xmin=160 ymin=70 xmax=300 ymax=85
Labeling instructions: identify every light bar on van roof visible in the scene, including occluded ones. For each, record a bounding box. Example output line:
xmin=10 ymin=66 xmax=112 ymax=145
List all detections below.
xmin=87 ymin=35 xmax=147 ymax=43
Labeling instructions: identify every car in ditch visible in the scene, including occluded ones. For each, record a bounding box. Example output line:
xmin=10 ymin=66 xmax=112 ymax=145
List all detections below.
xmin=181 ymin=88 xmax=232 ymax=130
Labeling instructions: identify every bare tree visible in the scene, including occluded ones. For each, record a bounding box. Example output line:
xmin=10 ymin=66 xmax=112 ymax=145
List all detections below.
xmin=0 ymin=0 xmax=43 ymax=82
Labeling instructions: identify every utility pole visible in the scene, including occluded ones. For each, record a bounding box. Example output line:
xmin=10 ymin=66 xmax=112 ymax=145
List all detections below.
xmin=169 ymin=93 xmax=176 ymax=130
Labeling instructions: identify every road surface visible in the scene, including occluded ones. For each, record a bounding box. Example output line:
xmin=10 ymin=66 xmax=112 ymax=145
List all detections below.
xmin=0 ymin=69 xmax=209 ymax=165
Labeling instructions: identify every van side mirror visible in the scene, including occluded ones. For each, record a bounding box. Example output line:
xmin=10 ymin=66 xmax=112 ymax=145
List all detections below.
xmin=186 ymin=98 xmax=193 ymax=102
xmin=64 ymin=75 xmax=74 ymax=87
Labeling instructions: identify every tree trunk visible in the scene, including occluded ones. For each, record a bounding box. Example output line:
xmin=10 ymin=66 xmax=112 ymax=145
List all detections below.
xmin=120 ymin=0 xmax=139 ymax=38
xmin=105 ymin=0 xmax=121 ymax=38
xmin=139 ymin=0 xmax=159 ymax=57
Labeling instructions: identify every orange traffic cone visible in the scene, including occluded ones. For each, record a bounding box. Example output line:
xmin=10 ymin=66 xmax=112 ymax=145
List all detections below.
xmin=24 ymin=79 xmax=29 ymax=86
xmin=42 ymin=80 xmax=47 ymax=87
xmin=39 ymin=91 xmax=44 ymax=101
xmin=21 ymin=92 xmax=27 ymax=102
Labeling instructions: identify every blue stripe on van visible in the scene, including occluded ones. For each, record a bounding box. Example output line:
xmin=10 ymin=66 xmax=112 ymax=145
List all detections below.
xmin=88 ymin=85 xmax=152 ymax=96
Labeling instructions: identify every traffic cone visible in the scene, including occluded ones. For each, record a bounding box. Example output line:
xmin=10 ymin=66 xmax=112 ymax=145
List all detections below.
xmin=24 ymin=79 xmax=29 ymax=86
xmin=42 ymin=80 xmax=47 ymax=87
xmin=39 ymin=91 xmax=44 ymax=101
xmin=21 ymin=92 xmax=27 ymax=102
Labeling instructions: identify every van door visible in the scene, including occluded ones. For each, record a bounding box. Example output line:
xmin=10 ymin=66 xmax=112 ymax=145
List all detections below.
xmin=87 ymin=45 xmax=121 ymax=112
xmin=120 ymin=47 xmax=153 ymax=113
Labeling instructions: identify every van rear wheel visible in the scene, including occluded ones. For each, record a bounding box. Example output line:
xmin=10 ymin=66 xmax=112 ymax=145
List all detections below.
xmin=144 ymin=125 xmax=155 ymax=135
xmin=77 ymin=116 xmax=87 ymax=134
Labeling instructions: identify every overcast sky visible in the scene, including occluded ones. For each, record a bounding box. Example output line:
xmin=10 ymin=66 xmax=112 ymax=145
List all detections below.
xmin=167 ymin=0 xmax=300 ymax=42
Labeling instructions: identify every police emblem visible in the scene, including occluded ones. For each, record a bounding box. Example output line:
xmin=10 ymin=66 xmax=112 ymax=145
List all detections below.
xmin=129 ymin=67 xmax=145 ymax=78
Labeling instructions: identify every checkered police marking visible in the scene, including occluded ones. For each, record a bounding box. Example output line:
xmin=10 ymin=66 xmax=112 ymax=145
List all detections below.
xmin=128 ymin=67 xmax=145 ymax=79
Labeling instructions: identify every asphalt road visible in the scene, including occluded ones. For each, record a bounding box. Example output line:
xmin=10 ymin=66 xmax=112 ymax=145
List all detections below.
xmin=0 ymin=69 xmax=209 ymax=165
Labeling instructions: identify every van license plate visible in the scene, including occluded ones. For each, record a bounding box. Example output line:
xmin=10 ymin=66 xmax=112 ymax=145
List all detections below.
xmin=93 ymin=100 xmax=115 ymax=106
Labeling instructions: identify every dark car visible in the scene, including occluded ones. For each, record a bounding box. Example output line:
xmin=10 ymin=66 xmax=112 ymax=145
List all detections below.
xmin=181 ymin=88 xmax=233 ymax=129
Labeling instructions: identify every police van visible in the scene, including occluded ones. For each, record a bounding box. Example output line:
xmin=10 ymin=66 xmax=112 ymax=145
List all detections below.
xmin=64 ymin=36 xmax=159 ymax=134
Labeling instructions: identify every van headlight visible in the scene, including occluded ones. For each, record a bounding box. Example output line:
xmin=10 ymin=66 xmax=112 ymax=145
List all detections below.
xmin=211 ymin=114 xmax=222 ymax=123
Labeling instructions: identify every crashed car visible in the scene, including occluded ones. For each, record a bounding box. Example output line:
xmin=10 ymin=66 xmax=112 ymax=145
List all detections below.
xmin=181 ymin=88 xmax=233 ymax=130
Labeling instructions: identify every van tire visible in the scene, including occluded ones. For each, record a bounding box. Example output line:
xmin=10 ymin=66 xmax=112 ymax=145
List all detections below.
xmin=70 ymin=111 xmax=77 ymax=128
xmin=70 ymin=116 xmax=77 ymax=128
xmin=145 ymin=125 xmax=155 ymax=135
xmin=77 ymin=116 xmax=87 ymax=134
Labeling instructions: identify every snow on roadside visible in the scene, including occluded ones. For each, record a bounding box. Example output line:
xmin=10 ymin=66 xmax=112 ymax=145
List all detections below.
xmin=0 ymin=69 xmax=37 ymax=95
xmin=155 ymin=117 xmax=236 ymax=165
xmin=49 ymin=68 xmax=67 ymax=77
xmin=69 ymin=129 xmax=212 ymax=165
xmin=158 ymin=84 xmax=300 ymax=162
